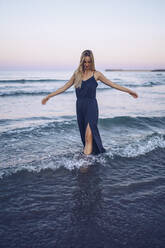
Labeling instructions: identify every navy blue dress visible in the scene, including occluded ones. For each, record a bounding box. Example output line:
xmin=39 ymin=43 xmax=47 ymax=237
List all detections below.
xmin=75 ymin=72 xmax=106 ymax=155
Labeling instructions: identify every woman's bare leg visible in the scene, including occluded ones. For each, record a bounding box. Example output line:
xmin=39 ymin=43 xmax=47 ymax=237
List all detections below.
xmin=83 ymin=123 xmax=93 ymax=155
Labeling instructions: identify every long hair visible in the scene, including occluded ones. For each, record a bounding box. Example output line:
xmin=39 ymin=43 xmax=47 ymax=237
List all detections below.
xmin=74 ymin=50 xmax=96 ymax=88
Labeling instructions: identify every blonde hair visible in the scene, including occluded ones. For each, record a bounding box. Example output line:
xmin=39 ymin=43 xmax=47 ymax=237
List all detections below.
xmin=74 ymin=50 xmax=96 ymax=88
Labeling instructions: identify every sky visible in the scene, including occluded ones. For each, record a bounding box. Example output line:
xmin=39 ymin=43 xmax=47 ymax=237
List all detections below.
xmin=0 ymin=0 xmax=165 ymax=70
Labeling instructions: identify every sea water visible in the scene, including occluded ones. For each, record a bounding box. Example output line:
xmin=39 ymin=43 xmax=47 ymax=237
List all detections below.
xmin=0 ymin=69 xmax=165 ymax=247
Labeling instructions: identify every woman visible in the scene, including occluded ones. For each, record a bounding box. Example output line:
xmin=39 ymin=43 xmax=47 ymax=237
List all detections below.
xmin=42 ymin=50 xmax=138 ymax=155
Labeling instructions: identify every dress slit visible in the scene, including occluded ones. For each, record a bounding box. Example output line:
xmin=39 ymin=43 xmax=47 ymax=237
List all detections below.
xmin=84 ymin=119 xmax=104 ymax=155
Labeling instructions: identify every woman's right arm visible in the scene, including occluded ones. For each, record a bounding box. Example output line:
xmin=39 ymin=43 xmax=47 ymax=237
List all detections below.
xmin=42 ymin=73 xmax=75 ymax=105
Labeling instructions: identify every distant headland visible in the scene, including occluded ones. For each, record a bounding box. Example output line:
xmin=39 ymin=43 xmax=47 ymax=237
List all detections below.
xmin=105 ymin=69 xmax=165 ymax=72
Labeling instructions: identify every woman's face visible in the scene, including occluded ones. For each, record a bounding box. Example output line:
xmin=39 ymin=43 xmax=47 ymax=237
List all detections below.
xmin=84 ymin=56 xmax=91 ymax=70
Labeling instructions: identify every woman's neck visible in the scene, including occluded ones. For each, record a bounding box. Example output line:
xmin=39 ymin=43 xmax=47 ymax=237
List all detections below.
xmin=84 ymin=69 xmax=92 ymax=74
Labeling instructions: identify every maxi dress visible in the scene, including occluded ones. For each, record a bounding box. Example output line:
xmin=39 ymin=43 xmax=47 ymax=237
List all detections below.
xmin=75 ymin=72 xmax=106 ymax=155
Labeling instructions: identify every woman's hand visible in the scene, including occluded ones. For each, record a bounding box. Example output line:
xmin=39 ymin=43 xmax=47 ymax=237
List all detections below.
xmin=128 ymin=91 xmax=138 ymax=98
xmin=42 ymin=96 xmax=50 ymax=105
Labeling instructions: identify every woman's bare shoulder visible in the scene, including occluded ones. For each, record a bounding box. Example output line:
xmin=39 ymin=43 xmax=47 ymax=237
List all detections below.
xmin=94 ymin=70 xmax=103 ymax=81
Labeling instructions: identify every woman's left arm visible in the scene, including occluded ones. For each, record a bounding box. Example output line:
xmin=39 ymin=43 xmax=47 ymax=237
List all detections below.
xmin=97 ymin=71 xmax=138 ymax=98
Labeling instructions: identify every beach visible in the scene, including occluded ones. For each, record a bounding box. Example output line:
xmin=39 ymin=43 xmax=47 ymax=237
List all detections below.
xmin=0 ymin=70 xmax=165 ymax=247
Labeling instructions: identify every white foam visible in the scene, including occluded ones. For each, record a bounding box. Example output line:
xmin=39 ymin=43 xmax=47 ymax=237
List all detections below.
xmin=109 ymin=133 xmax=165 ymax=157
xmin=0 ymin=133 xmax=165 ymax=179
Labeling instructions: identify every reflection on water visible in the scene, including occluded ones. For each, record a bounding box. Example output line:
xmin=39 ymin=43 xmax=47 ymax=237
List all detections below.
xmin=72 ymin=165 xmax=103 ymax=227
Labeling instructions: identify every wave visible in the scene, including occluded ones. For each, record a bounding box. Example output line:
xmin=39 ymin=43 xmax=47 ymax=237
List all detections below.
xmin=109 ymin=132 xmax=165 ymax=158
xmin=0 ymin=88 xmax=112 ymax=97
xmin=0 ymin=81 xmax=164 ymax=97
xmin=1 ymin=116 xmax=165 ymax=178
xmin=124 ymin=81 xmax=164 ymax=87
xmin=0 ymin=133 xmax=165 ymax=179
xmin=99 ymin=116 xmax=165 ymax=130
xmin=0 ymin=78 xmax=164 ymax=87
xmin=0 ymin=116 xmax=60 ymax=124
xmin=1 ymin=116 xmax=165 ymax=137
xmin=0 ymin=119 xmax=78 ymax=139
xmin=1 ymin=116 xmax=165 ymax=179
xmin=0 ymin=91 xmax=50 ymax=97
xmin=0 ymin=115 xmax=74 ymax=125
xmin=0 ymin=90 xmax=73 ymax=97
xmin=0 ymin=79 xmax=66 ymax=84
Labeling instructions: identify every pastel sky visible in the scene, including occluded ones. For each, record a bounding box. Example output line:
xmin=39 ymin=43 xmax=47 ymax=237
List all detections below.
xmin=0 ymin=0 xmax=165 ymax=70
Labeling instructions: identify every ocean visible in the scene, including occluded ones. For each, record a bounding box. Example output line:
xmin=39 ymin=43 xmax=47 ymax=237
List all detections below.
xmin=0 ymin=69 xmax=165 ymax=247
